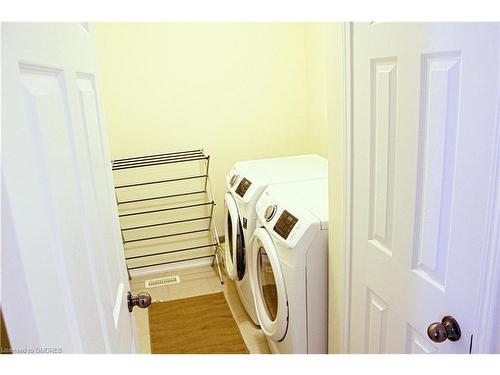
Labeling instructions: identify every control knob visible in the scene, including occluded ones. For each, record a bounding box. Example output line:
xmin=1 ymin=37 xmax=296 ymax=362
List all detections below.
xmin=229 ymin=174 xmax=239 ymax=187
xmin=264 ymin=205 xmax=277 ymax=222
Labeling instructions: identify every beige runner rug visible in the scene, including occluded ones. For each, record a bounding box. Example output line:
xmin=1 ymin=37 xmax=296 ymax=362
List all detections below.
xmin=148 ymin=292 xmax=249 ymax=354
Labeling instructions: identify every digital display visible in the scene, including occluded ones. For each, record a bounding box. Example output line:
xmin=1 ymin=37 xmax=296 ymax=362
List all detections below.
xmin=235 ymin=177 xmax=252 ymax=198
xmin=273 ymin=210 xmax=298 ymax=239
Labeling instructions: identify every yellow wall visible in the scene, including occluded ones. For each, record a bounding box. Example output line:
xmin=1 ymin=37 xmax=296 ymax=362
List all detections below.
xmin=305 ymin=24 xmax=330 ymax=157
xmin=95 ymin=22 xmax=333 ymax=233
xmin=323 ymin=23 xmax=348 ymax=353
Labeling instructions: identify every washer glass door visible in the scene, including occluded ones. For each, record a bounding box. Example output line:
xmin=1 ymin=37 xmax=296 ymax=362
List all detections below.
xmin=250 ymin=228 xmax=288 ymax=341
xmin=258 ymin=245 xmax=278 ymax=320
xmin=224 ymin=193 xmax=239 ymax=280
xmin=235 ymin=219 xmax=246 ymax=281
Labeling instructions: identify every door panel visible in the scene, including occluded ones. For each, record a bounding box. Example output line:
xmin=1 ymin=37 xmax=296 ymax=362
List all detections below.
xmin=2 ymin=23 xmax=135 ymax=353
xmin=350 ymin=23 xmax=500 ymax=354
xmin=368 ymin=57 xmax=397 ymax=258
xmin=406 ymin=324 xmax=438 ymax=354
xmin=365 ymin=289 xmax=389 ymax=354
xmin=412 ymin=51 xmax=461 ymax=290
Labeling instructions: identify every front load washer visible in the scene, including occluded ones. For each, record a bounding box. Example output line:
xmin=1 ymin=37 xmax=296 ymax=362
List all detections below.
xmin=224 ymin=155 xmax=327 ymax=326
xmin=249 ymin=178 xmax=328 ymax=353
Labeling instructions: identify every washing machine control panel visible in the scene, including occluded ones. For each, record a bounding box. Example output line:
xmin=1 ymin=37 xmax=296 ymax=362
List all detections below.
xmin=273 ymin=210 xmax=298 ymax=240
xmin=235 ymin=177 xmax=252 ymax=198
xmin=256 ymin=190 xmax=308 ymax=248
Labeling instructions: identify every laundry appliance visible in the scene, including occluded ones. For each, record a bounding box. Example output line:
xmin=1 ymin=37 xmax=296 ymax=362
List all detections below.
xmin=249 ymin=178 xmax=328 ymax=353
xmin=224 ymin=155 xmax=327 ymax=325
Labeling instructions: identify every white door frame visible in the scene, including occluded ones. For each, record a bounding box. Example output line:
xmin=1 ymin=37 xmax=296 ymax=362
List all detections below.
xmin=326 ymin=22 xmax=353 ymax=354
xmin=338 ymin=22 xmax=354 ymax=354
xmin=330 ymin=22 xmax=500 ymax=354
xmin=472 ymin=44 xmax=500 ymax=352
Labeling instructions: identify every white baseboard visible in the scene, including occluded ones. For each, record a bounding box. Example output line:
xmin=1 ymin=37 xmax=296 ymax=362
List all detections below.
xmin=128 ymin=257 xmax=214 ymax=279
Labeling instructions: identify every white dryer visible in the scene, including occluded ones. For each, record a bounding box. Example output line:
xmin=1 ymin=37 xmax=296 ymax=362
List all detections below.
xmin=224 ymin=155 xmax=327 ymax=326
xmin=249 ymin=178 xmax=328 ymax=353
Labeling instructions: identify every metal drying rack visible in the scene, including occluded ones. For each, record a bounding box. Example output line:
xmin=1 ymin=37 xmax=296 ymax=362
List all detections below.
xmin=112 ymin=149 xmax=223 ymax=283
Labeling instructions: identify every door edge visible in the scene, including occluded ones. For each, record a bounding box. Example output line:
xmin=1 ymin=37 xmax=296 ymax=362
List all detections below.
xmin=473 ymin=30 xmax=500 ymax=354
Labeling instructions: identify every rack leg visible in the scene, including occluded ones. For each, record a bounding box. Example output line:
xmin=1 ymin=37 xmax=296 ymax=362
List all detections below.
xmin=212 ymin=250 xmax=224 ymax=285
xmin=204 ymin=156 xmax=210 ymax=192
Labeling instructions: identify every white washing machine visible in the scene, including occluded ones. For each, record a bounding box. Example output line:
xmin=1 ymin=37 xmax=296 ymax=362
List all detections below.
xmin=249 ymin=178 xmax=328 ymax=353
xmin=224 ymin=155 xmax=327 ymax=326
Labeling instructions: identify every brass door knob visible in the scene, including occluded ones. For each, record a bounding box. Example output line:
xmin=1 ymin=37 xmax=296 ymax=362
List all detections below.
xmin=127 ymin=291 xmax=152 ymax=312
xmin=427 ymin=316 xmax=461 ymax=343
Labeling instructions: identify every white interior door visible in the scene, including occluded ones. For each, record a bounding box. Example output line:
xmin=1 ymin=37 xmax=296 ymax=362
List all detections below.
xmin=350 ymin=23 xmax=500 ymax=354
xmin=1 ymin=23 xmax=136 ymax=353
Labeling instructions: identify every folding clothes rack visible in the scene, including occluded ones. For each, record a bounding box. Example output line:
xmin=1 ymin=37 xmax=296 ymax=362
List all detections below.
xmin=112 ymin=149 xmax=223 ymax=283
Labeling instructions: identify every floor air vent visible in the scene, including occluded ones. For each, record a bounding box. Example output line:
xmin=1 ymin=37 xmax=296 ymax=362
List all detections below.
xmin=145 ymin=275 xmax=180 ymax=288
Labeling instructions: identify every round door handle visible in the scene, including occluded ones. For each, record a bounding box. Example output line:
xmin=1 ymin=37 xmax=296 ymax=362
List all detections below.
xmin=427 ymin=316 xmax=461 ymax=343
xmin=127 ymin=291 xmax=152 ymax=312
